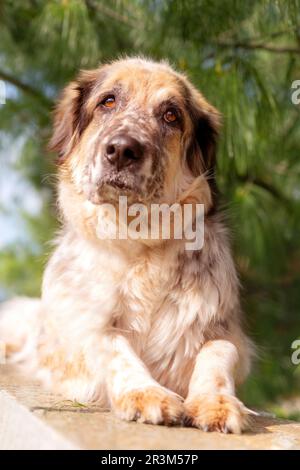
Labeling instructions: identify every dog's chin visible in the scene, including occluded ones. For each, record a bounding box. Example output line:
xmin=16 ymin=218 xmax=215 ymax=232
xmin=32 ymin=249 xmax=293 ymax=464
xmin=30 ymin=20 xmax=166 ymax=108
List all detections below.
xmin=87 ymin=174 xmax=144 ymax=205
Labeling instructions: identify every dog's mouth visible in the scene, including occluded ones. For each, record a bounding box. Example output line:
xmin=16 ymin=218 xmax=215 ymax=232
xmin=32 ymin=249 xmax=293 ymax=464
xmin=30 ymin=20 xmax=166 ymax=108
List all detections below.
xmin=101 ymin=173 xmax=137 ymax=192
xmin=87 ymin=172 xmax=144 ymax=205
xmin=107 ymin=179 xmax=134 ymax=191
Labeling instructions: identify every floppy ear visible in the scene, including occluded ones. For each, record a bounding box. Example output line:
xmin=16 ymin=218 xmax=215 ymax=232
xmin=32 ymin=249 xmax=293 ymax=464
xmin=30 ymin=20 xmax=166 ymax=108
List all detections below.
xmin=186 ymin=88 xmax=221 ymax=178
xmin=48 ymin=70 xmax=99 ymax=163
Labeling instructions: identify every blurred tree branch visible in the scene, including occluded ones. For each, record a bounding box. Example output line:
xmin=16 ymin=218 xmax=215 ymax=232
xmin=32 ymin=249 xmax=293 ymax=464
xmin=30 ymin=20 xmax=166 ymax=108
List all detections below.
xmin=0 ymin=69 xmax=52 ymax=107
xmin=85 ymin=0 xmax=137 ymax=29
xmin=218 ymin=26 xmax=300 ymax=44
xmin=238 ymin=175 xmax=289 ymax=204
xmin=215 ymin=40 xmax=300 ymax=54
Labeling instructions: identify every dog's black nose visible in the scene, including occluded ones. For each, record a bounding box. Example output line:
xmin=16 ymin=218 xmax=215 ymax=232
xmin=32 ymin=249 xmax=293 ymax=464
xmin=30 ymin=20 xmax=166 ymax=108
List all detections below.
xmin=105 ymin=135 xmax=144 ymax=170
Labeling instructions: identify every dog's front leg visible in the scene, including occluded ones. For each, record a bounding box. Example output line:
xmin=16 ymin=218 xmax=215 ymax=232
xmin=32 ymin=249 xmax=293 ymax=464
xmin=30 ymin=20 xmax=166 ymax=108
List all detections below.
xmin=106 ymin=334 xmax=184 ymax=425
xmin=184 ymin=339 xmax=252 ymax=434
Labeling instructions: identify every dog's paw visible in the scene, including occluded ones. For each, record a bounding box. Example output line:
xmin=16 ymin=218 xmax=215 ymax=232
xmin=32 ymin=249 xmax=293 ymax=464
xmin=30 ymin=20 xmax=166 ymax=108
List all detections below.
xmin=113 ymin=387 xmax=184 ymax=425
xmin=184 ymin=394 xmax=252 ymax=434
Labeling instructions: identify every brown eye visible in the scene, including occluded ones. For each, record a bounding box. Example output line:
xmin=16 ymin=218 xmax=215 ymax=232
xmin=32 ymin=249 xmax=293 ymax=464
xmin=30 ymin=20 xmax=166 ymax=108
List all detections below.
xmin=101 ymin=95 xmax=116 ymax=108
xmin=164 ymin=109 xmax=178 ymax=123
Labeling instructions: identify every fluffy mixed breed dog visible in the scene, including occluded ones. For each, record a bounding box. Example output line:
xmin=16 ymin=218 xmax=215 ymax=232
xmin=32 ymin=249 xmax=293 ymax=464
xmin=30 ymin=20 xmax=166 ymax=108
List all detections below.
xmin=0 ymin=57 xmax=255 ymax=434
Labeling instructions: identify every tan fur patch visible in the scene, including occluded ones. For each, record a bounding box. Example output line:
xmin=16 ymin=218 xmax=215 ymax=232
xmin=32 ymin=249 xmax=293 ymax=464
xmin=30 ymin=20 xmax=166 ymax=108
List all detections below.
xmin=184 ymin=394 xmax=251 ymax=434
xmin=5 ymin=342 xmax=24 ymax=356
xmin=40 ymin=350 xmax=91 ymax=381
xmin=113 ymin=387 xmax=184 ymax=425
xmin=215 ymin=376 xmax=226 ymax=389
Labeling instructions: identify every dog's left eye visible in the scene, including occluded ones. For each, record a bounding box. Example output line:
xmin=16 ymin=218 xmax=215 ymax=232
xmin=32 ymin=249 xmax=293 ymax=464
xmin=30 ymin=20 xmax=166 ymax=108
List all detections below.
xmin=100 ymin=95 xmax=116 ymax=108
xmin=163 ymin=109 xmax=178 ymax=123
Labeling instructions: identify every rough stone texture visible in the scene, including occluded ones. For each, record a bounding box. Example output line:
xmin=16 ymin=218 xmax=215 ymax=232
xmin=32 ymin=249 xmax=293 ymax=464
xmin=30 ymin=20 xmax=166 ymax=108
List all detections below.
xmin=1 ymin=365 xmax=300 ymax=450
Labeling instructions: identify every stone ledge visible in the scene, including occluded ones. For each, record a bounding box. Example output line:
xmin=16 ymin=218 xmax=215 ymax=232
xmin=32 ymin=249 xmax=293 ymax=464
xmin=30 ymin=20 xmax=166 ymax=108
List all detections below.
xmin=1 ymin=365 xmax=300 ymax=450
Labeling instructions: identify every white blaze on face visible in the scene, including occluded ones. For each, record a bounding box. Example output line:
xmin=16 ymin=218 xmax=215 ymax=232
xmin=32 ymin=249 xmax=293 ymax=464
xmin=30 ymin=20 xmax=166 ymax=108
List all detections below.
xmin=153 ymin=88 xmax=173 ymax=103
xmin=141 ymin=156 xmax=153 ymax=185
xmin=87 ymin=131 xmax=104 ymax=186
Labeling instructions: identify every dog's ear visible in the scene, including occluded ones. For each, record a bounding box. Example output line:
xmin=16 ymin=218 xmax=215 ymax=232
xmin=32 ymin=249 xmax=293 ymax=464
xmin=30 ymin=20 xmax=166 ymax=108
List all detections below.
xmin=48 ymin=69 xmax=101 ymax=163
xmin=186 ymin=87 xmax=221 ymax=178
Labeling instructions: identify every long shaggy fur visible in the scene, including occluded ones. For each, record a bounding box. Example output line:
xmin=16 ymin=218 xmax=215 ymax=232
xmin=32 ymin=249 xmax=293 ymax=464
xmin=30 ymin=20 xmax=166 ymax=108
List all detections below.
xmin=0 ymin=57 xmax=254 ymax=433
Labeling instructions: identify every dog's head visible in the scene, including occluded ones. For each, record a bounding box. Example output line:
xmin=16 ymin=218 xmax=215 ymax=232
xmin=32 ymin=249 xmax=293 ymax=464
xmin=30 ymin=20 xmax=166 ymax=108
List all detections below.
xmin=50 ymin=58 xmax=220 ymax=224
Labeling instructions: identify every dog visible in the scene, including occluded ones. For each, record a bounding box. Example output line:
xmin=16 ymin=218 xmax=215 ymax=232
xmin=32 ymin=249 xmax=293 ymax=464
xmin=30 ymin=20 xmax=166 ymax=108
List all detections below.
xmin=0 ymin=57 xmax=254 ymax=433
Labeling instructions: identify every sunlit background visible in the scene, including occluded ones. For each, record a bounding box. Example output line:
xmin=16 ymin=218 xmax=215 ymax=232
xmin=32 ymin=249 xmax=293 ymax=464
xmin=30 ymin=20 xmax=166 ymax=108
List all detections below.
xmin=0 ymin=0 xmax=300 ymax=417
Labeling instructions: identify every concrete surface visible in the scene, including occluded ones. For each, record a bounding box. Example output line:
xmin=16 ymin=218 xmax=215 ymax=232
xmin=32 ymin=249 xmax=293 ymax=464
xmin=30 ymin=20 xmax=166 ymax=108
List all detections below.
xmin=1 ymin=365 xmax=300 ymax=450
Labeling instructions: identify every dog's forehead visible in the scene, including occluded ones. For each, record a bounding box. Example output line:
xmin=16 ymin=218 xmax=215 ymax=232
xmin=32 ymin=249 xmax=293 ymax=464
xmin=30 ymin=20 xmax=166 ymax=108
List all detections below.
xmin=98 ymin=60 xmax=186 ymax=105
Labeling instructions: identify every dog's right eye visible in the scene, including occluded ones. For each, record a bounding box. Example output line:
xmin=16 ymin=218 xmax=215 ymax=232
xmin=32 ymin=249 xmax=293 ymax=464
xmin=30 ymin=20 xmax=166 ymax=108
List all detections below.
xmin=100 ymin=95 xmax=116 ymax=108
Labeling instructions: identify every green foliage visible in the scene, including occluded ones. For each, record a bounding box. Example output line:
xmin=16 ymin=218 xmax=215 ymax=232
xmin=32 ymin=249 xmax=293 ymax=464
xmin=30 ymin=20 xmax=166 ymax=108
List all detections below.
xmin=0 ymin=0 xmax=300 ymax=412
